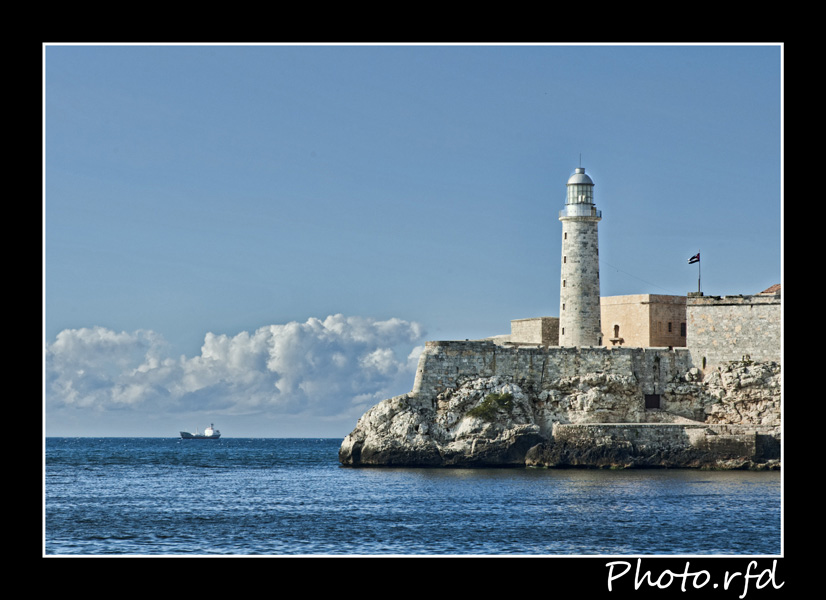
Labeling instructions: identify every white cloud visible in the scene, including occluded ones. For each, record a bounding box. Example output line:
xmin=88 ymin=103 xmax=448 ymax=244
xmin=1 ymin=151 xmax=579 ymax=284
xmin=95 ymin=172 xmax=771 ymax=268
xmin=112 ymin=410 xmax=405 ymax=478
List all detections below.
xmin=45 ymin=315 xmax=425 ymax=421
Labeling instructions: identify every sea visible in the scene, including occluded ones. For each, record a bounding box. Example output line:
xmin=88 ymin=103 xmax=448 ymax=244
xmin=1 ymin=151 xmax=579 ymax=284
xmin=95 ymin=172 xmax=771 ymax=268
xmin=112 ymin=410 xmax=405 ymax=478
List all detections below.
xmin=44 ymin=437 xmax=782 ymax=557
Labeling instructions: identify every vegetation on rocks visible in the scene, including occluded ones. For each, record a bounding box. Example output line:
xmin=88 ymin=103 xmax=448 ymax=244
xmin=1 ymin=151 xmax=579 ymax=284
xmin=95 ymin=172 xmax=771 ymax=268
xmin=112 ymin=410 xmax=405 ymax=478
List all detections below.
xmin=467 ymin=392 xmax=514 ymax=421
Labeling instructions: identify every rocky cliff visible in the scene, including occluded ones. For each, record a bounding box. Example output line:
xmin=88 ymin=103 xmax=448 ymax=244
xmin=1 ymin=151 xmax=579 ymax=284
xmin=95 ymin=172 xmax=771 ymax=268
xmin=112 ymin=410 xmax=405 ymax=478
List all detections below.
xmin=338 ymin=344 xmax=780 ymax=470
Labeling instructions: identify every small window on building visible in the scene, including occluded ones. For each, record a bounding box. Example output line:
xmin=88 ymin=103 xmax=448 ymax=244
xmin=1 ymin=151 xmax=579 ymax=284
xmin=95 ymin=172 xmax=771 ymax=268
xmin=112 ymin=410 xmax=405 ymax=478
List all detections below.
xmin=645 ymin=394 xmax=661 ymax=409
xmin=613 ymin=324 xmax=620 ymax=338
xmin=680 ymin=323 xmax=686 ymax=337
xmin=668 ymin=322 xmax=672 ymax=333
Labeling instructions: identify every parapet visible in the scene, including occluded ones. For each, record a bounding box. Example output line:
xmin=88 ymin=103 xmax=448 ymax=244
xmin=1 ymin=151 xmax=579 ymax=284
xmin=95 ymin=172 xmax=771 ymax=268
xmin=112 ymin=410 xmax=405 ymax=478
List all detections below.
xmin=687 ymin=293 xmax=780 ymax=308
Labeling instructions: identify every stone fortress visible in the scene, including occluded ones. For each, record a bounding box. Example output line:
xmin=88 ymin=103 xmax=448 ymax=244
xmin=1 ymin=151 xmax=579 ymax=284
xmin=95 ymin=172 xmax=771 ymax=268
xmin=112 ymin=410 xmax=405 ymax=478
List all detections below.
xmin=339 ymin=166 xmax=781 ymax=469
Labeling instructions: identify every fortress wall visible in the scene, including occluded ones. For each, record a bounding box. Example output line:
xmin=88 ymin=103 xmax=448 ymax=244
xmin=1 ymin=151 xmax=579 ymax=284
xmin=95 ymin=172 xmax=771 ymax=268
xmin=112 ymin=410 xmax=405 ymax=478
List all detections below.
xmin=412 ymin=341 xmax=694 ymax=400
xmin=414 ymin=292 xmax=782 ymax=397
xmin=411 ymin=341 xmax=497 ymax=396
xmin=549 ymin=422 xmax=764 ymax=462
xmin=552 ymin=422 xmax=710 ymax=447
xmin=687 ymin=293 xmax=781 ymax=367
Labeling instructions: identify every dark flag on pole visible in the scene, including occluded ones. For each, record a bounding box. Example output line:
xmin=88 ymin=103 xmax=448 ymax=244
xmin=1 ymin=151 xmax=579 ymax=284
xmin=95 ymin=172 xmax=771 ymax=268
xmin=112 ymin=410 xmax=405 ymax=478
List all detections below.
xmin=689 ymin=251 xmax=701 ymax=294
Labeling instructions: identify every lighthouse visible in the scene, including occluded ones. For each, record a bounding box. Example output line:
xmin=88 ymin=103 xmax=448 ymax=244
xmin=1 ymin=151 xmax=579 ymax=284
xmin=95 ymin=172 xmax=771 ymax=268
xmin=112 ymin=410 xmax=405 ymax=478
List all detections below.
xmin=559 ymin=167 xmax=603 ymax=346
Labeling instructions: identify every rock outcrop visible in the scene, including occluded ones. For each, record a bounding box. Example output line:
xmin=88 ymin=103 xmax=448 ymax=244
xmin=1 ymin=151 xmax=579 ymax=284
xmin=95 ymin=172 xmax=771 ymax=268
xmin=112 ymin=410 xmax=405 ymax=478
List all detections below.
xmin=339 ymin=350 xmax=780 ymax=470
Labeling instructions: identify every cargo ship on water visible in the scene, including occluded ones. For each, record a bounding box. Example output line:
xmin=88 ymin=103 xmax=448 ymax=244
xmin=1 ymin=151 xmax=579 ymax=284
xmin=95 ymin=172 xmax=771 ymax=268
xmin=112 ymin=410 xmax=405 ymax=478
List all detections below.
xmin=180 ymin=424 xmax=221 ymax=439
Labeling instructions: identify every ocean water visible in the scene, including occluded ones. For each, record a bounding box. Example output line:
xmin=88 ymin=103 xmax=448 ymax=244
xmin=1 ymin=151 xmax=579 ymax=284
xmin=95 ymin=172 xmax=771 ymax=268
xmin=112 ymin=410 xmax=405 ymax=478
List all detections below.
xmin=44 ymin=437 xmax=782 ymax=556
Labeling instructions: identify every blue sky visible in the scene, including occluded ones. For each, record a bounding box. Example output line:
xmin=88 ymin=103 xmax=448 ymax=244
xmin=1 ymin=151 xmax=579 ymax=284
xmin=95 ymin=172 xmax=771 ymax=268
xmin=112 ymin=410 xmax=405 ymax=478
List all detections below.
xmin=44 ymin=43 xmax=782 ymax=437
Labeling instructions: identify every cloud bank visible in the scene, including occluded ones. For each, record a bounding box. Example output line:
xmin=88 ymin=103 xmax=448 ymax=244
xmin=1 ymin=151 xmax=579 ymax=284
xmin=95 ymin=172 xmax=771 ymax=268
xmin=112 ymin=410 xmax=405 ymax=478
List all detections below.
xmin=45 ymin=315 xmax=425 ymax=427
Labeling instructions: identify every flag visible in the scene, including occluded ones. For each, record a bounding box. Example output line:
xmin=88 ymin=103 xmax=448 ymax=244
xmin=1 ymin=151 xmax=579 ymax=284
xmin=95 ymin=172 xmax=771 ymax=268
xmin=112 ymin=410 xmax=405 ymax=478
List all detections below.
xmin=688 ymin=253 xmax=700 ymax=264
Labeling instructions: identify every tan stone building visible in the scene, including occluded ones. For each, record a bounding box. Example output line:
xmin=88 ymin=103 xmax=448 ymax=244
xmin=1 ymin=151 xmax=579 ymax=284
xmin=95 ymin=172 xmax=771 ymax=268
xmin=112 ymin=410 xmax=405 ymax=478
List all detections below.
xmin=507 ymin=294 xmax=687 ymax=348
xmin=508 ymin=317 xmax=559 ymax=346
xmin=600 ymin=294 xmax=687 ymax=348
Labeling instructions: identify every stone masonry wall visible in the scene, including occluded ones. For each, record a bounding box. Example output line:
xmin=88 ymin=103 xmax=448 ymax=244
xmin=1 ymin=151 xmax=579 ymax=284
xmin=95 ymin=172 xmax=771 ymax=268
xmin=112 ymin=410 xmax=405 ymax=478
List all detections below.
xmin=534 ymin=422 xmax=775 ymax=468
xmin=509 ymin=317 xmax=559 ymax=345
xmin=412 ymin=341 xmax=694 ymax=406
xmin=687 ymin=293 xmax=781 ymax=367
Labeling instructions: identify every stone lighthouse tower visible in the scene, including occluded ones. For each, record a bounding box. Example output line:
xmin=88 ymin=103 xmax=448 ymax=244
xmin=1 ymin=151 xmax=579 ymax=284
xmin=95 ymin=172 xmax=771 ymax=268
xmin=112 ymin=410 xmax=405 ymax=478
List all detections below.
xmin=559 ymin=167 xmax=603 ymax=346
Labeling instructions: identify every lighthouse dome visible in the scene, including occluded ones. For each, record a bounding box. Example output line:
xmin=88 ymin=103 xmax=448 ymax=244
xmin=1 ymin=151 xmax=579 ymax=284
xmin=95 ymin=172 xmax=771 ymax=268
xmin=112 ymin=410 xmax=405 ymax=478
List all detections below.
xmin=567 ymin=167 xmax=594 ymax=186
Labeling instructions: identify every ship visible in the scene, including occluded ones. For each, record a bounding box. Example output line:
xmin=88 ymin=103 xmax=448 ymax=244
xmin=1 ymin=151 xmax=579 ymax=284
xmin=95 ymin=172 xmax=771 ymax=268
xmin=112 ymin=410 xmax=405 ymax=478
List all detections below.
xmin=180 ymin=423 xmax=221 ymax=439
